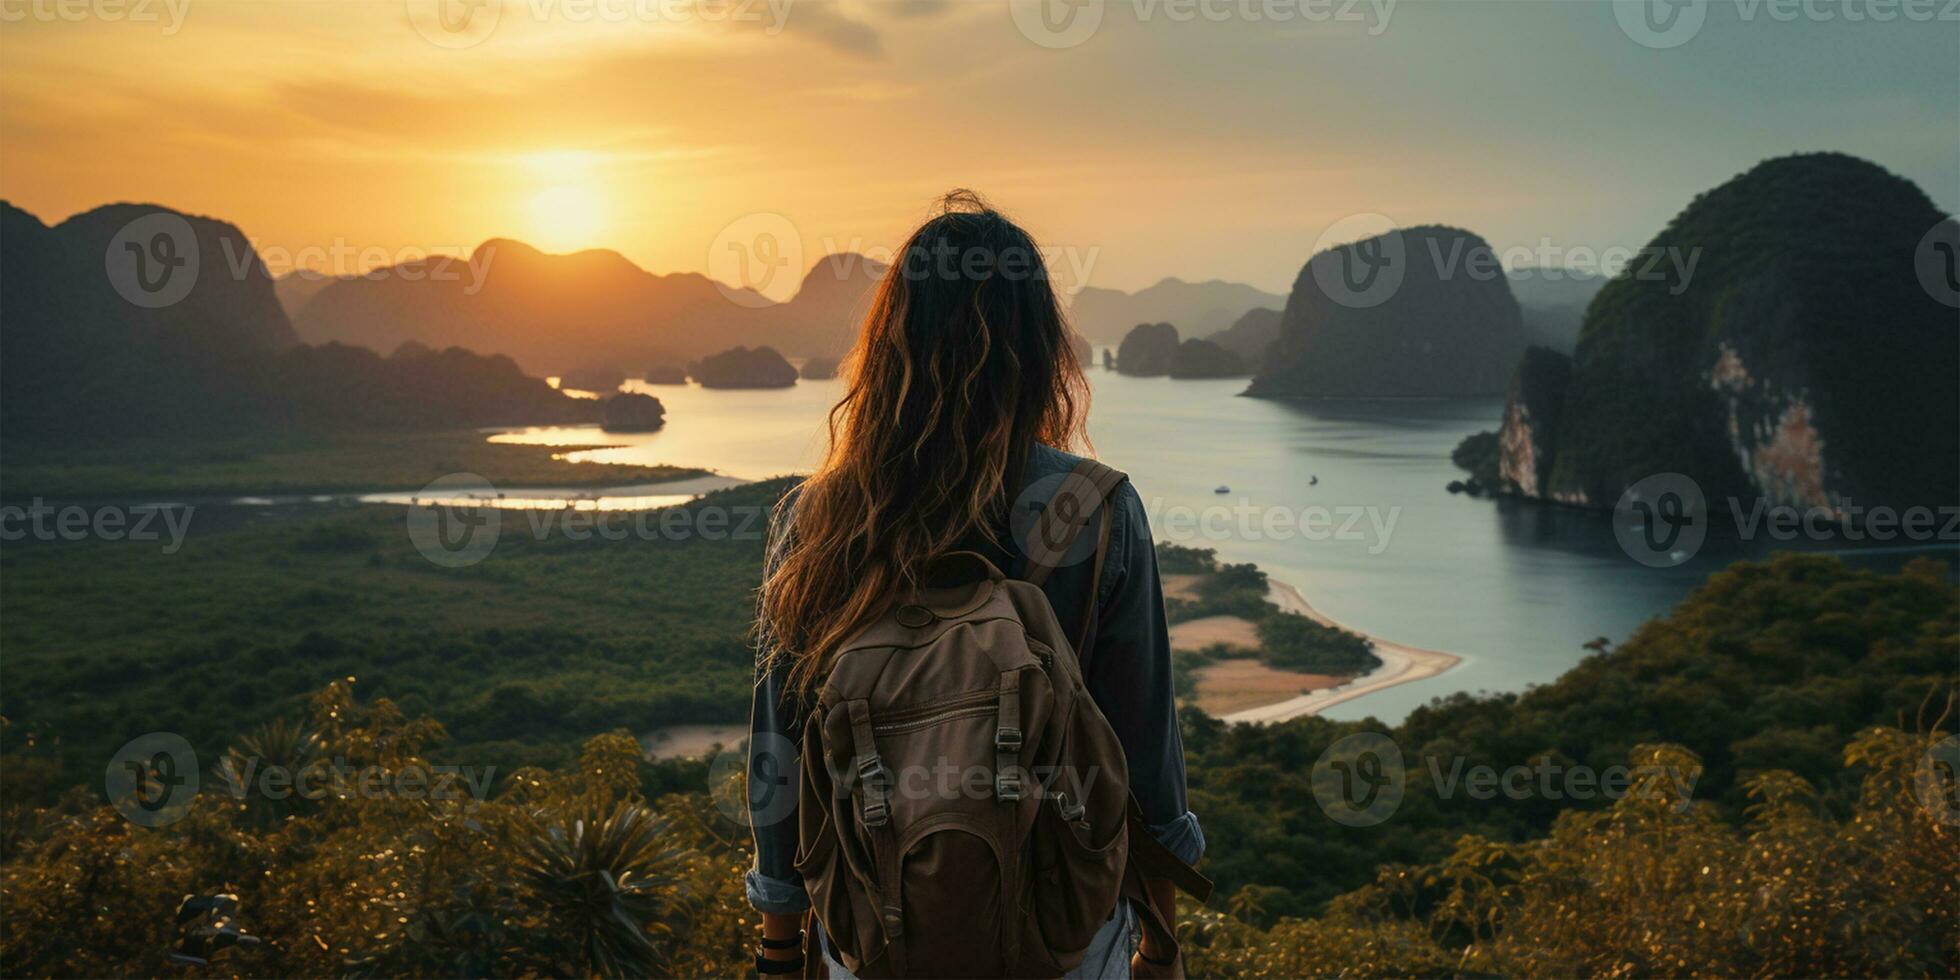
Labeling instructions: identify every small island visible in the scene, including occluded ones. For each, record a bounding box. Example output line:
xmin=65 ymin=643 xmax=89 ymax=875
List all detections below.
xmin=799 ymin=356 xmax=840 ymax=380
xmin=691 ymin=345 xmax=798 ymax=389
xmin=1115 ymin=322 xmax=1180 ymax=376
xmin=600 ymin=392 xmax=667 ymax=432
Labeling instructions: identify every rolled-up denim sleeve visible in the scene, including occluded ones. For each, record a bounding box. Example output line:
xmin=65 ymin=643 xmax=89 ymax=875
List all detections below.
xmin=1088 ymin=482 xmax=1206 ymax=865
xmin=746 ymin=493 xmax=811 ymax=914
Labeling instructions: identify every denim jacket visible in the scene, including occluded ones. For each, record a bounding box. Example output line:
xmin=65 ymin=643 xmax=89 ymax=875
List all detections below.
xmin=744 ymin=444 xmax=1205 ymax=914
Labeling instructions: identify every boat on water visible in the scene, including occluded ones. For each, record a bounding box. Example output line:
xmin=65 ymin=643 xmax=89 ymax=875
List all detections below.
xmin=1214 ymin=485 xmax=1230 ymax=494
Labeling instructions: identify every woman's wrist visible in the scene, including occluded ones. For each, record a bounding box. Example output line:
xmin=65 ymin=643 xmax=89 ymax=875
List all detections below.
xmin=760 ymin=934 xmax=802 ymax=961
xmin=759 ymin=911 xmax=804 ymax=961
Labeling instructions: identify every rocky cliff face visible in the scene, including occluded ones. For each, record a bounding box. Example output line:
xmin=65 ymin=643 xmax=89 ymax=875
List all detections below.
xmin=1491 ymin=153 xmax=1958 ymax=515
xmin=1247 ymin=226 xmax=1525 ymax=398
xmin=1495 ymin=347 xmax=1572 ymax=500
xmin=1116 ymin=322 xmax=1180 ymax=376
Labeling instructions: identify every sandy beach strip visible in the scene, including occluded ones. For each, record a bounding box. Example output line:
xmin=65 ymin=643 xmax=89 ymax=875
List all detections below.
xmin=1217 ymin=580 xmax=1462 ymax=725
xmin=1190 ymin=657 xmax=1345 ymax=716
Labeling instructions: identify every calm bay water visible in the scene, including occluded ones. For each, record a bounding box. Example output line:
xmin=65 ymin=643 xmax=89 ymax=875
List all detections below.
xmin=493 ymin=367 xmax=1952 ymax=724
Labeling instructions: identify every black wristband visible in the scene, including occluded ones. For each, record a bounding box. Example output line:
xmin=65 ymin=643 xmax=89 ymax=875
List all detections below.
xmin=1138 ymin=945 xmax=1177 ymax=967
xmin=760 ymin=934 xmax=802 ymax=950
xmin=756 ymin=950 xmax=804 ymax=975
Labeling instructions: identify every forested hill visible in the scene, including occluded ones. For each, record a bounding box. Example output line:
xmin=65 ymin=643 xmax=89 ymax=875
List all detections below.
xmin=1180 ymin=552 xmax=1957 ymax=918
xmin=1247 ymin=225 xmax=1525 ymax=398
xmin=1486 ymin=153 xmax=1959 ymax=513
xmin=2 ymin=540 xmax=1950 ymax=976
xmin=0 ymin=201 xmax=601 ymax=442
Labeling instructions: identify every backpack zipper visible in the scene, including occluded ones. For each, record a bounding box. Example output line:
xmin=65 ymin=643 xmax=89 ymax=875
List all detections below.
xmin=871 ymin=689 xmax=999 ymax=736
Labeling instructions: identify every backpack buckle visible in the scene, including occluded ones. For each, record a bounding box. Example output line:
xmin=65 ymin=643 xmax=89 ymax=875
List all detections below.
xmin=994 ymin=727 xmax=1022 ymax=753
xmin=855 ymin=755 xmax=891 ymax=825
xmin=996 ymin=770 xmax=1024 ymax=801
xmin=1057 ymin=792 xmax=1086 ymax=822
xmin=861 ymin=798 xmax=890 ymax=827
xmin=856 ymin=756 xmax=885 ymax=785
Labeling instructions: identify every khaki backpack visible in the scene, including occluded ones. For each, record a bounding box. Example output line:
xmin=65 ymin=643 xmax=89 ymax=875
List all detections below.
xmin=793 ymin=459 xmax=1211 ymax=978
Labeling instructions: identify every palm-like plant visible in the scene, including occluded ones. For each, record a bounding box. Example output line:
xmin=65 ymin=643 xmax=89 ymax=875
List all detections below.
xmin=514 ymin=800 xmax=688 ymax=978
xmin=215 ymin=717 xmax=325 ymax=827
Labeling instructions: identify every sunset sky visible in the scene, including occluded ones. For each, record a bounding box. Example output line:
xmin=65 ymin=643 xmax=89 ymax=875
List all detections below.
xmin=2 ymin=0 xmax=1954 ymax=297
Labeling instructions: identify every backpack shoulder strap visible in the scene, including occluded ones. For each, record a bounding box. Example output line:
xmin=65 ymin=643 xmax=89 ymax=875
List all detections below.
xmin=1023 ymin=458 xmax=1127 ymax=662
xmin=1022 ymin=458 xmax=1127 ymax=590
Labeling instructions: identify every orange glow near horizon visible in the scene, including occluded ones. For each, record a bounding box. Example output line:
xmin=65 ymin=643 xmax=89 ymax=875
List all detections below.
xmin=0 ymin=3 xmax=1951 ymax=294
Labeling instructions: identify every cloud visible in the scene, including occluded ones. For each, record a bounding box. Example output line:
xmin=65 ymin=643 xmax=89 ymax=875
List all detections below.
xmin=777 ymin=1 xmax=884 ymax=58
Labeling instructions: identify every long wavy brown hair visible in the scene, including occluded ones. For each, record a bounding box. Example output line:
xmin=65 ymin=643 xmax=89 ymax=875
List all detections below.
xmin=759 ymin=191 xmax=1091 ymax=694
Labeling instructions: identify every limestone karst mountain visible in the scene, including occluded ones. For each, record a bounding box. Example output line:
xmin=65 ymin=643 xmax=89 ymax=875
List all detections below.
xmin=1247 ymin=226 xmax=1525 ymax=399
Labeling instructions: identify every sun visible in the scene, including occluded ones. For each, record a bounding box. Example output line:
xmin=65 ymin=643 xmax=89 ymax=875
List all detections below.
xmin=526 ymin=184 xmax=607 ymax=253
